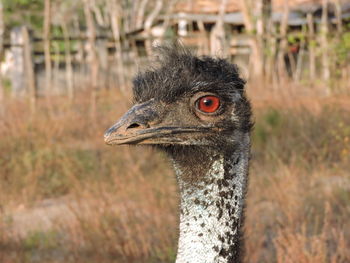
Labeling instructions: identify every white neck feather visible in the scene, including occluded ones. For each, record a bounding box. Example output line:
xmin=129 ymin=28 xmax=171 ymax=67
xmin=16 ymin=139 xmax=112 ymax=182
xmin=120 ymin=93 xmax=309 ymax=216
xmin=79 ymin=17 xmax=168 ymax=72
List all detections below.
xmin=173 ymin=134 xmax=250 ymax=263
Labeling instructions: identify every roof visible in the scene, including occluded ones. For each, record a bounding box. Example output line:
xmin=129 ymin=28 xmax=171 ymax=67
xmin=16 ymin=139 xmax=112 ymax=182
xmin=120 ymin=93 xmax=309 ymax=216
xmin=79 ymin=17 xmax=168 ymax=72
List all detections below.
xmin=171 ymin=1 xmax=350 ymax=26
xmin=175 ymin=0 xmax=349 ymax=14
xmin=168 ymin=11 xmax=306 ymax=26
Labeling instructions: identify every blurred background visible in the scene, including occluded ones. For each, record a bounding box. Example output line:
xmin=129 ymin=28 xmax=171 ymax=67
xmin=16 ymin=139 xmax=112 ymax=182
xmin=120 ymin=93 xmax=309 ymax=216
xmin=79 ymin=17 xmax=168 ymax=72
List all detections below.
xmin=0 ymin=0 xmax=349 ymax=262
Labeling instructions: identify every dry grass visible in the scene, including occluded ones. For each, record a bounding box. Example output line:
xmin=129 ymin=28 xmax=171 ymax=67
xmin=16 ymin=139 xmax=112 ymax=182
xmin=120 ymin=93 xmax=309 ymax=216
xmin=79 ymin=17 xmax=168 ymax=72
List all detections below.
xmin=0 ymin=86 xmax=349 ymax=262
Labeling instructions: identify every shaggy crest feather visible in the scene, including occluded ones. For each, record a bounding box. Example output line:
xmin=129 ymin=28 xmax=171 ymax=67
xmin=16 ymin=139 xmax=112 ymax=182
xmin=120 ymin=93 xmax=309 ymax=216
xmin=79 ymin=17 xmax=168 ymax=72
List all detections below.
xmin=133 ymin=45 xmax=246 ymax=101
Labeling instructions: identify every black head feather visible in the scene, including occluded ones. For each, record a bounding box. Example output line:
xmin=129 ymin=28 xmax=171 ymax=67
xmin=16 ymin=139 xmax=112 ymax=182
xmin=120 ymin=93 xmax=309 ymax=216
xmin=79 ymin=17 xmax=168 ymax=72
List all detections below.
xmin=133 ymin=45 xmax=246 ymax=102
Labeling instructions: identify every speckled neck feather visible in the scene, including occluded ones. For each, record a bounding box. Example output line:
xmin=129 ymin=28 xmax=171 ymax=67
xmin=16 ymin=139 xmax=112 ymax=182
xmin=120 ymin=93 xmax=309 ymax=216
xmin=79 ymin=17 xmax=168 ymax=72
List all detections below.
xmin=170 ymin=134 xmax=250 ymax=263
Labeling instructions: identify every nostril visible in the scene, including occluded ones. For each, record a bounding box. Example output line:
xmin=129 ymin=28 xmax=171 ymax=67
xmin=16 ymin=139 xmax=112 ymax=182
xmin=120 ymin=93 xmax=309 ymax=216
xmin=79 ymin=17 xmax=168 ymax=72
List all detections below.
xmin=126 ymin=123 xmax=141 ymax=129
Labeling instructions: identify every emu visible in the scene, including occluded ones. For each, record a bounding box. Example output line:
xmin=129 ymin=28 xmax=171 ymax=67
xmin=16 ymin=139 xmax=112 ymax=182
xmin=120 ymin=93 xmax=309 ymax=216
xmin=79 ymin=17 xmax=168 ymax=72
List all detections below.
xmin=104 ymin=45 xmax=252 ymax=263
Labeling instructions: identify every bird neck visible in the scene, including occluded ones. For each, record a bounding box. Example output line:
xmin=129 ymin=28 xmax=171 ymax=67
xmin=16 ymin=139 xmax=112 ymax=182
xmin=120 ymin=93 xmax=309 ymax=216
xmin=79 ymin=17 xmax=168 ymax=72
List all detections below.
xmin=171 ymin=134 xmax=250 ymax=263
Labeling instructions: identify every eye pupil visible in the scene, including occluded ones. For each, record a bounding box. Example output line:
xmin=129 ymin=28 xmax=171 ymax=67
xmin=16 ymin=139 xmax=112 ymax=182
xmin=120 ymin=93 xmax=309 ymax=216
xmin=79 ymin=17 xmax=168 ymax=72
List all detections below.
xmin=197 ymin=95 xmax=220 ymax=113
xmin=203 ymin=99 xmax=213 ymax=106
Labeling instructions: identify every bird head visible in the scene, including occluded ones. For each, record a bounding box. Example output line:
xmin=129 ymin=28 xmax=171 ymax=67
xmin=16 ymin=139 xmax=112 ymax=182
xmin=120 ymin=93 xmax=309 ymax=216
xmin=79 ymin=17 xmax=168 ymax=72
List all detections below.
xmin=104 ymin=46 xmax=252 ymax=150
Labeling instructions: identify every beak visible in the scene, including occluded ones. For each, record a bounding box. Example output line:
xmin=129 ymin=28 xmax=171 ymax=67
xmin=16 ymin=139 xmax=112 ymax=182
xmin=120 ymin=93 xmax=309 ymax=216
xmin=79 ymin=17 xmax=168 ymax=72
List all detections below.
xmin=104 ymin=100 xmax=206 ymax=146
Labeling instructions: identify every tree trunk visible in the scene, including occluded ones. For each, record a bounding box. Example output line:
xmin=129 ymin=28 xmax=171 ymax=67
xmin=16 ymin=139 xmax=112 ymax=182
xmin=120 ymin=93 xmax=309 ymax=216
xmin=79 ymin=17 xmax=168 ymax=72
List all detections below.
xmin=270 ymin=24 xmax=279 ymax=88
xmin=53 ymin=41 xmax=60 ymax=94
xmin=136 ymin=0 xmax=150 ymax=29
xmin=144 ymin=0 xmax=163 ymax=55
xmin=210 ymin=0 xmax=228 ymax=56
xmin=277 ymin=0 xmax=289 ymax=81
xmin=91 ymin=0 xmax=108 ymax=27
xmin=240 ymin=0 xmax=264 ymax=79
xmin=160 ymin=0 xmax=179 ymax=41
xmin=10 ymin=28 xmax=26 ymax=97
xmin=123 ymin=0 xmax=132 ymax=34
xmin=262 ymin=0 xmax=272 ymax=79
xmin=61 ymin=21 xmax=74 ymax=101
xmin=84 ymin=0 xmax=99 ymax=118
xmin=255 ymin=0 xmax=265 ymax=76
xmin=333 ymin=0 xmax=343 ymax=86
xmin=197 ymin=21 xmax=209 ymax=55
xmin=321 ymin=0 xmax=330 ymax=93
xmin=0 ymin=2 xmax=4 ymax=118
xmin=333 ymin=0 xmax=342 ymax=34
xmin=240 ymin=0 xmax=254 ymax=32
xmin=44 ymin=0 xmax=52 ymax=96
xmin=73 ymin=17 xmax=85 ymax=88
xmin=108 ymin=0 xmax=126 ymax=91
xmin=293 ymin=26 xmax=306 ymax=82
xmin=22 ymin=27 xmax=36 ymax=114
xmin=307 ymin=13 xmax=316 ymax=81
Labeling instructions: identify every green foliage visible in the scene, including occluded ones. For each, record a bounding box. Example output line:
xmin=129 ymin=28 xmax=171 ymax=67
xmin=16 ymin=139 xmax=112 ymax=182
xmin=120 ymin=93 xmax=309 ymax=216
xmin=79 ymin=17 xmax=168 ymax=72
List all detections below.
xmin=1 ymin=78 xmax=12 ymax=95
xmin=253 ymin=106 xmax=350 ymax=166
xmin=253 ymin=108 xmax=283 ymax=146
xmin=265 ymin=108 xmax=282 ymax=127
xmin=287 ymin=34 xmax=297 ymax=44
xmin=335 ymin=32 xmax=350 ymax=65
xmin=150 ymin=247 xmax=177 ymax=263
xmin=3 ymin=0 xmax=44 ymax=30
xmin=23 ymin=230 xmax=60 ymax=251
xmin=164 ymin=27 xmax=176 ymax=39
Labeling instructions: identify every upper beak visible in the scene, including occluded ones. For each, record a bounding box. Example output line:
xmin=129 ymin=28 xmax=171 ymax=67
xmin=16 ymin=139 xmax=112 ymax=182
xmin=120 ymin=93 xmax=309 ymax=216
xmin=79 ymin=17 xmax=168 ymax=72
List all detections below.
xmin=104 ymin=100 xmax=203 ymax=145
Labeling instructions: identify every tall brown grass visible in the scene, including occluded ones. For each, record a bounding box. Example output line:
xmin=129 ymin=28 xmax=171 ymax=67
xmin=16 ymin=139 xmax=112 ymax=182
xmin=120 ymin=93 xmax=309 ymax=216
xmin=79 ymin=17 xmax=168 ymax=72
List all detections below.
xmin=0 ymin=87 xmax=349 ymax=262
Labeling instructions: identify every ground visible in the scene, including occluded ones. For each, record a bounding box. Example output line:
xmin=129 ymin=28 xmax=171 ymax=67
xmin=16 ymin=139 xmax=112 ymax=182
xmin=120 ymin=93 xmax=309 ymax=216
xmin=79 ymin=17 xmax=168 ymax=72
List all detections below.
xmin=0 ymin=87 xmax=349 ymax=263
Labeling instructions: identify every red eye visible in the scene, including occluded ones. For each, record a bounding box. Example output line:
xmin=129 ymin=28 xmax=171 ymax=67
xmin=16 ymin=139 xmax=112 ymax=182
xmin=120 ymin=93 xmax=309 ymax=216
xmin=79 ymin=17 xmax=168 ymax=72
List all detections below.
xmin=197 ymin=96 xmax=220 ymax=113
